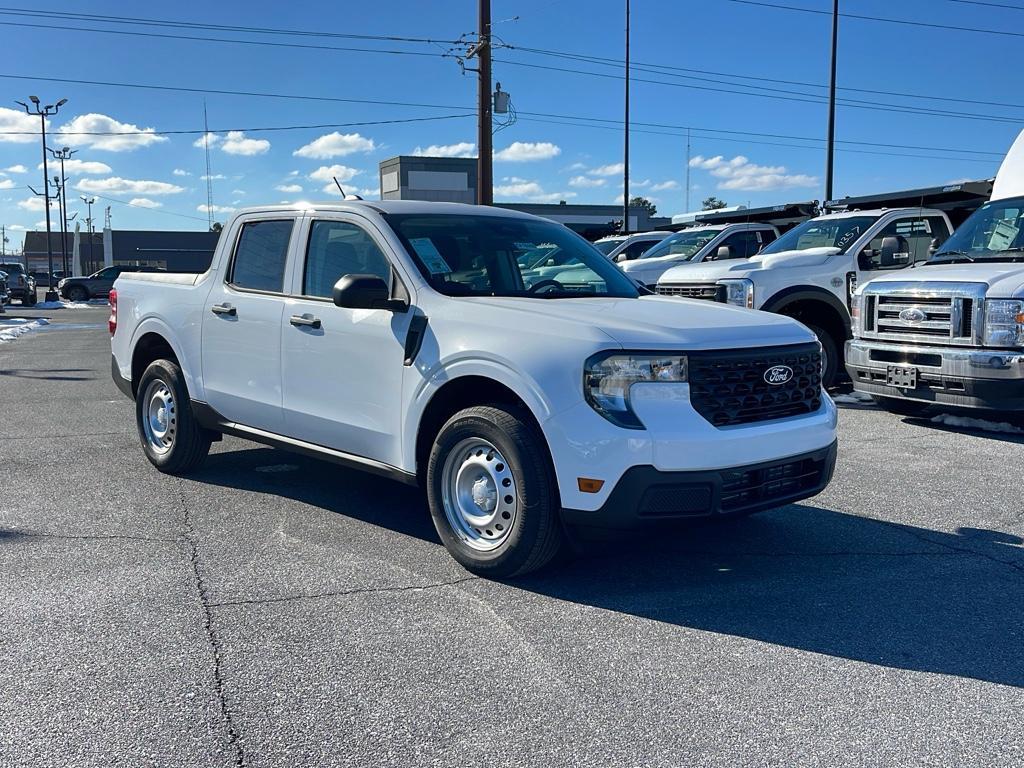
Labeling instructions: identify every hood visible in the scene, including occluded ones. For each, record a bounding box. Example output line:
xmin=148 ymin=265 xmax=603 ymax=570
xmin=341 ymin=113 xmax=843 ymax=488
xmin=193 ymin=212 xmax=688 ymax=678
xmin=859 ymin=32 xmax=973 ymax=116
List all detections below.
xmin=868 ymin=261 xmax=1024 ymax=297
xmin=749 ymin=246 xmax=841 ymax=270
xmin=658 ymin=247 xmax=841 ymax=285
xmin=621 ymin=254 xmax=686 ymax=272
xmin=459 ymin=295 xmax=815 ymax=350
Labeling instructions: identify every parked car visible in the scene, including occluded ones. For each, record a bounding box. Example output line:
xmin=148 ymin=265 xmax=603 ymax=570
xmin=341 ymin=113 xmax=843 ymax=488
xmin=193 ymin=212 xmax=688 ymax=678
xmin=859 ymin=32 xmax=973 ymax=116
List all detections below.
xmin=847 ymin=129 xmax=1024 ymax=415
xmin=593 ymin=234 xmax=629 ymax=255
xmin=605 ymin=231 xmax=673 ymax=262
xmin=0 ymin=270 xmax=9 ymax=310
xmin=656 ymin=202 xmax=959 ymax=386
xmin=0 ymin=262 xmax=37 ymax=306
xmin=59 ymin=265 xmax=164 ymax=302
xmin=111 ymin=201 xmax=838 ymax=577
xmin=621 ymin=223 xmax=780 ymax=289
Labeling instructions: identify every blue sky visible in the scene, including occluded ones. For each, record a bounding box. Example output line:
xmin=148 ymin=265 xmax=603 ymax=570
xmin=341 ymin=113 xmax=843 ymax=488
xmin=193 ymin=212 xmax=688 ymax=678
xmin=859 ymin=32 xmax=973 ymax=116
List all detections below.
xmin=1 ymin=0 xmax=1021 ymax=245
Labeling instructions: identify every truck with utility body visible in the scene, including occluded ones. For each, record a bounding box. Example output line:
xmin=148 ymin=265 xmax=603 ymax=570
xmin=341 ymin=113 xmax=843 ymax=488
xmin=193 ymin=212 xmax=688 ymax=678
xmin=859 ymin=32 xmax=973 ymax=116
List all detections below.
xmin=847 ymin=130 xmax=1024 ymax=414
xmin=655 ymin=186 xmax=993 ymax=386
xmin=111 ymin=201 xmax=838 ymax=576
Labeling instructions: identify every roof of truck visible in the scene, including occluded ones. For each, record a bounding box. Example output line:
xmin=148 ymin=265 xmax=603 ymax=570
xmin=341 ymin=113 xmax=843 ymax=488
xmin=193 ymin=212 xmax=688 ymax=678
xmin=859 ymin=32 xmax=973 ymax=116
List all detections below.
xmin=235 ymin=199 xmax=538 ymax=219
xmin=813 ymin=206 xmax=944 ymax=219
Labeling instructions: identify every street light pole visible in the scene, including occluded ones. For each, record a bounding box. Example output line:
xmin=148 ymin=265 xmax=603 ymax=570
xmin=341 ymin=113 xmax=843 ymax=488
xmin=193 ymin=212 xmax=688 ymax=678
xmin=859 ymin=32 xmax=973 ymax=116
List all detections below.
xmin=49 ymin=146 xmax=76 ymax=276
xmin=623 ymin=0 xmax=630 ymax=234
xmin=824 ymin=0 xmax=839 ymax=203
xmin=81 ymin=195 xmax=95 ymax=273
xmin=15 ymin=95 xmax=67 ymax=301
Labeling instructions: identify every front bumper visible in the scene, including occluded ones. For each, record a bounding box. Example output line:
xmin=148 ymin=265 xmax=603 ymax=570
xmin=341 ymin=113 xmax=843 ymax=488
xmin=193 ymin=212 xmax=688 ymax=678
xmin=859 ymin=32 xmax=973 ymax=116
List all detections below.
xmin=845 ymin=339 xmax=1024 ymax=411
xmin=562 ymin=441 xmax=838 ymax=528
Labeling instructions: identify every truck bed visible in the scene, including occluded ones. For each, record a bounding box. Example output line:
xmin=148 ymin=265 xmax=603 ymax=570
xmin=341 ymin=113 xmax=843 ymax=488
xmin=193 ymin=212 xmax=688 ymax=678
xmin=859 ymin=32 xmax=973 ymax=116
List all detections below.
xmin=119 ymin=271 xmax=202 ymax=287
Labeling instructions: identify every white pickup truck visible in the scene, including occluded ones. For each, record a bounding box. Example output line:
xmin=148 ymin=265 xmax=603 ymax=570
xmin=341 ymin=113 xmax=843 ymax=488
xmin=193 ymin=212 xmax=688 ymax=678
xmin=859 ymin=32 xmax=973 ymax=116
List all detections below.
xmin=111 ymin=201 xmax=838 ymax=576
xmin=847 ymin=130 xmax=1024 ymax=414
xmin=653 ymin=199 xmax=979 ymax=385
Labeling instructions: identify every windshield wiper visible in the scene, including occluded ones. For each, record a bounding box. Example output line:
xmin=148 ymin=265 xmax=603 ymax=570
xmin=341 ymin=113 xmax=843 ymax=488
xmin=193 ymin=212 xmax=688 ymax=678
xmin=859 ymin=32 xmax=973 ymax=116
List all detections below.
xmin=928 ymin=250 xmax=975 ymax=263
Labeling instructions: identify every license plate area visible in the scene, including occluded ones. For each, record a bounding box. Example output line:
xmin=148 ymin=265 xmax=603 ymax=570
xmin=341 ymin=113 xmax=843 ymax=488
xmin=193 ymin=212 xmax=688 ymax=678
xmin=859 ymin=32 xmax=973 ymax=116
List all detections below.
xmin=886 ymin=365 xmax=918 ymax=389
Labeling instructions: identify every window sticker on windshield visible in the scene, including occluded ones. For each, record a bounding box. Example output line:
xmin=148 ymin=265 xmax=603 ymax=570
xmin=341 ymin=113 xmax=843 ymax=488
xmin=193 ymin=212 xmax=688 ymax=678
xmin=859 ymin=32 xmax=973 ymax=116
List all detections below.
xmin=409 ymin=237 xmax=452 ymax=275
xmin=988 ymin=219 xmax=1019 ymax=252
xmin=514 ymin=242 xmax=535 ymax=250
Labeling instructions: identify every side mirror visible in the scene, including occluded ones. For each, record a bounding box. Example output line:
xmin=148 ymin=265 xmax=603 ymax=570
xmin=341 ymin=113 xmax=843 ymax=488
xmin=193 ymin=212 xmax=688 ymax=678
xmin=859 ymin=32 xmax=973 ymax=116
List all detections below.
xmin=332 ymin=274 xmax=407 ymax=312
xmin=878 ymin=236 xmax=908 ymax=268
xmin=928 ymin=238 xmax=939 ymax=255
xmin=614 ymin=252 xmax=629 ymax=263
xmin=716 ymin=245 xmax=733 ymax=261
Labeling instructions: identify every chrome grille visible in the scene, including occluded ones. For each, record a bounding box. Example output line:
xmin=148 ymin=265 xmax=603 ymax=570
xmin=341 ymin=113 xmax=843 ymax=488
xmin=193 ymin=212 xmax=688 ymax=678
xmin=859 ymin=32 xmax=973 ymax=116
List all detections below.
xmin=656 ymin=283 xmax=723 ymax=300
xmin=860 ymin=281 xmax=986 ymax=347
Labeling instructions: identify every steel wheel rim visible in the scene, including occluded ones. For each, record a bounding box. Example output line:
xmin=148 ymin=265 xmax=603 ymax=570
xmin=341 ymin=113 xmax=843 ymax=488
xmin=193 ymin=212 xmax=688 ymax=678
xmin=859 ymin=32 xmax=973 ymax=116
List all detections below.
xmin=440 ymin=437 xmax=518 ymax=552
xmin=141 ymin=378 xmax=176 ymax=455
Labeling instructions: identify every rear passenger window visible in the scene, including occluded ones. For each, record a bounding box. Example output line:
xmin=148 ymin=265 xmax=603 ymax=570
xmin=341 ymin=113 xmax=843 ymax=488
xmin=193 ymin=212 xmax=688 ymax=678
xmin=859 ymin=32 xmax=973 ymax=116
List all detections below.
xmin=229 ymin=220 xmax=294 ymax=292
xmin=303 ymin=220 xmax=392 ymax=298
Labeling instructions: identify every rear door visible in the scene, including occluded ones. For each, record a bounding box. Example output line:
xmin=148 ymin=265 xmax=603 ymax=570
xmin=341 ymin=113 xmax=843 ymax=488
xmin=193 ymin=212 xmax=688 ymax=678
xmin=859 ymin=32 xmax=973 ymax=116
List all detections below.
xmin=201 ymin=215 xmax=299 ymax=433
xmin=280 ymin=214 xmax=413 ymax=466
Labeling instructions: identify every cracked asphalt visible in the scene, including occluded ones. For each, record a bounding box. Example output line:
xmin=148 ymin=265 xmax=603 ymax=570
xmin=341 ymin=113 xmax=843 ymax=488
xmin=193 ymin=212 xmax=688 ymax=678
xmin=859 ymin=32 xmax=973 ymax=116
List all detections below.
xmin=1 ymin=306 xmax=1023 ymax=767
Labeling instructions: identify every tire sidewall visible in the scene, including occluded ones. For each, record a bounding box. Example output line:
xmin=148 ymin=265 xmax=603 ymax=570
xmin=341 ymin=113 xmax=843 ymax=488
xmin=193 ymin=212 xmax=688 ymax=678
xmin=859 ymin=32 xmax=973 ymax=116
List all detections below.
xmin=805 ymin=323 xmax=839 ymax=388
xmin=427 ymin=409 xmax=556 ymax=577
xmin=135 ymin=359 xmax=196 ymax=470
xmin=68 ymin=286 xmax=88 ymax=302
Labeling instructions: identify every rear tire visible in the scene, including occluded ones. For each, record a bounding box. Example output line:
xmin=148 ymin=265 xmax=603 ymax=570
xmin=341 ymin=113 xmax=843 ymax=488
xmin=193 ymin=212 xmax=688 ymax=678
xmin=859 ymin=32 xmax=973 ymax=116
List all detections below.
xmin=135 ymin=359 xmax=211 ymax=474
xmin=804 ymin=322 xmax=839 ymax=389
xmin=427 ymin=404 xmax=563 ymax=578
xmin=872 ymin=396 xmax=931 ymax=417
xmin=66 ymin=285 xmax=88 ymax=302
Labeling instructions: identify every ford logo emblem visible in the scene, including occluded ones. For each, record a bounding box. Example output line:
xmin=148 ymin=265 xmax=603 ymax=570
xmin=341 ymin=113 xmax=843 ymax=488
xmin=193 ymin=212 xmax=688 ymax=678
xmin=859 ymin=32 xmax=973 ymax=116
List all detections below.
xmin=764 ymin=365 xmax=794 ymax=385
xmin=899 ymin=307 xmax=928 ymax=323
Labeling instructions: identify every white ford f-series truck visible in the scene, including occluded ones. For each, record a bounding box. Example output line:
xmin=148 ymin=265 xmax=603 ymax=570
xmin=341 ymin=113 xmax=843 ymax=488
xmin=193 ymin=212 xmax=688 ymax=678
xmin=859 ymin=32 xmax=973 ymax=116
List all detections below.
xmin=846 ymin=130 xmax=1024 ymax=415
xmin=111 ymin=201 xmax=838 ymax=576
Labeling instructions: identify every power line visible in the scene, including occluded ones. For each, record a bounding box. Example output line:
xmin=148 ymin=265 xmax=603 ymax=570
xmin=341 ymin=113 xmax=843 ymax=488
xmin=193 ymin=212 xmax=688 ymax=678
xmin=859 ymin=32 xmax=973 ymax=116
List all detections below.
xmin=90 ymin=193 xmax=212 ymax=223
xmin=726 ymin=0 xmax=1024 ymax=39
xmin=947 ymin=0 xmax=1024 ymax=8
xmin=0 ymin=71 xmax=1006 ymax=159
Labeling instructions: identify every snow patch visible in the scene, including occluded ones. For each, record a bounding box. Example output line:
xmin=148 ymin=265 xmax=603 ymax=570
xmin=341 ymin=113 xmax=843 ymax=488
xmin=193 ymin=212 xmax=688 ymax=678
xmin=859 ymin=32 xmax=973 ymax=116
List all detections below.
xmin=34 ymin=299 xmax=109 ymax=309
xmin=0 ymin=318 xmax=50 ymax=343
xmin=832 ymin=391 xmax=876 ymax=405
xmin=930 ymin=413 xmax=1023 ymax=435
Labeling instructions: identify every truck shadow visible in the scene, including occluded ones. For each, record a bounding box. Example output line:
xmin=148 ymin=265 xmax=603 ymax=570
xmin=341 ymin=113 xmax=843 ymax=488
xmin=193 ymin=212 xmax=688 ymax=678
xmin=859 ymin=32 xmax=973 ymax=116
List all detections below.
xmin=192 ymin=445 xmax=1024 ymax=688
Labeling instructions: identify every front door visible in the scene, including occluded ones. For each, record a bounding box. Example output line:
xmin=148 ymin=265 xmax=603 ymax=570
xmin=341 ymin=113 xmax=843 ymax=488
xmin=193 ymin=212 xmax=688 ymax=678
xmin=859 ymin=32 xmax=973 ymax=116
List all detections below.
xmin=280 ymin=216 xmax=413 ymax=467
xmin=201 ymin=216 xmax=297 ymax=433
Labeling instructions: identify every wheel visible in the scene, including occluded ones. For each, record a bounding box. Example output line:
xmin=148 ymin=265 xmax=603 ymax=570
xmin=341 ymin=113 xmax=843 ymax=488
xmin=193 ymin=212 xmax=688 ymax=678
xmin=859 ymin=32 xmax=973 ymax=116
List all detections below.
xmin=426 ymin=404 xmax=563 ymax=577
xmin=871 ymin=396 xmax=931 ymax=417
xmin=135 ymin=359 xmax=211 ymax=474
xmin=803 ymin=323 xmax=839 ymax=389
xmin=66 ymin=285 xmax=88 ymax=302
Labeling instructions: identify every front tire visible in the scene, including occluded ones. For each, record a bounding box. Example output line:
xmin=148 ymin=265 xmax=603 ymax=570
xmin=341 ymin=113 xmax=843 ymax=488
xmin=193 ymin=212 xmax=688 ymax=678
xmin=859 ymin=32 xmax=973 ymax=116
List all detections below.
xmin=872 ymin=396 xmax=931 ymax=417
xmin=804 ymin=322 xmax=839 ymax=389
xmin=66 ymin=285 xmax=88 ymax=303
xmin=427 ymin=404 xmax=563 ymax=578
xmin=135 ymin=359 xmax=211 ymax=474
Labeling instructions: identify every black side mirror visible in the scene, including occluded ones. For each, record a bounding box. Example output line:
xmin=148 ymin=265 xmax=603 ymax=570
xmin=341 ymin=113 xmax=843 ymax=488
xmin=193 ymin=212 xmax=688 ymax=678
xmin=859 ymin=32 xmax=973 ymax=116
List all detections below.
xmin=332 ymin=274 xmax=407 ymax=312
xmin=716 ymin=245 xmax=733 ymax=261
xmin=878 ymin=236 xmax=908 ymax=268
xmin=928 ymin=238 xmax=939 ymax=255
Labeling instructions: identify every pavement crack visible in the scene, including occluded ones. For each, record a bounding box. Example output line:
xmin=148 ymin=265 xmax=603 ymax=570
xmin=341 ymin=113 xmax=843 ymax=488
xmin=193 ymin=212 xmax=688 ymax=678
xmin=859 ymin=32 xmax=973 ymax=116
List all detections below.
xmin=896 ymin=526 xmax=1024 ymax=576
xmin=209 ymin=575 xmax=479 ymax=609
xmin=176 ymin=483 xmax=247 ymax=768
xmin=2 ymin=530 xmax=180 ymax=544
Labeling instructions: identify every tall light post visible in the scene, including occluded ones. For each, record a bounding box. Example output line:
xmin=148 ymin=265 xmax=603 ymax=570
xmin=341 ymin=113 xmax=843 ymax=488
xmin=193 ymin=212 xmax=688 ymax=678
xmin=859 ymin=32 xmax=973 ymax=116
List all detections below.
xmin=622 ymin=0 xmax=631 ymax=235
xmin=15 ymin=95 xmax=67 ymax=301
xmin=824 ymin=0 xmax=839 ymax=203
xmin=81 ymin=195 xmax=96 ymax=273
xmin=49 ymin=146 xmax=77 ymax=276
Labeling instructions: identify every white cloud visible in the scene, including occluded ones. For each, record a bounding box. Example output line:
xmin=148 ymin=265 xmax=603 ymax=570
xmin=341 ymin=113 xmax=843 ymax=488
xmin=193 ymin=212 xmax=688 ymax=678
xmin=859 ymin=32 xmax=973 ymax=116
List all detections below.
xmin=276 ymin=183 xmax=303 ymax=193
xmin=200 ymin=173 xmax=226 ymax=181
xmin=494 ymin=141 xmax=561 ymax=162
xmin=689 ymin=154 xmax=818 ymax=192
xmin=412 ymin=141 xmax=476 ymax=158
xmin=567 ymin=162 xmax=587 ymax=171
xmin=37 ymin=158 xmax=112 ymax=175
xmin=308 ymin=165 xmax=362 ymax=183
xmin=651 ymin=180 xmax=681 ymax=192
xmin=128 ymin=197 xmax=162 ymax=208
xmin=231 ymin=188 xmax=246 ymax=195
xmin=221 ymin=131 xmax=270 ymax=156
xmin=0 ymin=179 xmax=15 ymax=190
xmin=18 ymin=197 xmax=52 ymax=212
xmin=293 ymin=132 xmax=376 ymax=159
xmin=7 ymin=223 xmax=25 ymax=230
xmin=4 ymin=164 xmax=27 ymax=173
xmin=197 ymin=204 xmax=236 ymax=214
xmin=172 ymin=168 xmax=191 ymax=176
xmin=287 ymin=170 xmax=299 ymax=177
xmin=494 ymin=177 xmax=576 ymax=203
xmin=568 ymin=175 xmax=606 ymax=188
xmin=0 ymin=108 xmax=46 ymax=144
xmin=632 ymin=179 xmax=652 ymax=188
xmin=34 ymin=220 xmax=48 ymax=228
xmin=76 ymin=177 xmax=185 ymax=196
xmin=192 ymin=132 xmax=221 ymax=148
xmin=588 ymin=163 xmax=624 ymax=177
xmin=59 ymin=113 xmax=167 ymax=152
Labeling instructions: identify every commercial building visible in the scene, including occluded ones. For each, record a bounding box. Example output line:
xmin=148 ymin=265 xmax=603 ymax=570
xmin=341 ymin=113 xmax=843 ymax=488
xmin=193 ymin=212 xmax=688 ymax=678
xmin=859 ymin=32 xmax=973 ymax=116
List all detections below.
xmin=21 ymin=228 xmax=220 ymax=275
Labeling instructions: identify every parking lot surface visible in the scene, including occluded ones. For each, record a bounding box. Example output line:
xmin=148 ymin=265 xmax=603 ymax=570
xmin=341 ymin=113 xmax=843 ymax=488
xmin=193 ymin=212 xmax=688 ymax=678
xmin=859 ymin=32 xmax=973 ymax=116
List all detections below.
xmin=1 ymin=306 xmax=1022 ymax=767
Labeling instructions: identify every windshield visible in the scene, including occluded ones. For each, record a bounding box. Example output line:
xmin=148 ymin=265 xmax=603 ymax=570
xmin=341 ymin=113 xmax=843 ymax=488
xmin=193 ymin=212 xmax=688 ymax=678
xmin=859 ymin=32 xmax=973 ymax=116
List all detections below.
xmin=593 ymin=239 xmax=623 ymax=255
xmin=640 ymin=229 xmax=723 ymax=261
xmin=0 ymin=263 xmax=24 ymax=274
xmin=384 ymin=213 xmax=641 ymax=299
xmin=761 ymin=216 xmax=876 ymax=255
xmin=929 ymin=197 xmax=1024 ymax=263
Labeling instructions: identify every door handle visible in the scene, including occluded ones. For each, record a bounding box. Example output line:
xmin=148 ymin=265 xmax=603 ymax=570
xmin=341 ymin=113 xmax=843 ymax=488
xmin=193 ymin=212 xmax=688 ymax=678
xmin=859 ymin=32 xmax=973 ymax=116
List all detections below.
xmin=211 ymin=303 xmax=236 ymax=316
xmin=289 ymin=313 xmax=322 ymax=329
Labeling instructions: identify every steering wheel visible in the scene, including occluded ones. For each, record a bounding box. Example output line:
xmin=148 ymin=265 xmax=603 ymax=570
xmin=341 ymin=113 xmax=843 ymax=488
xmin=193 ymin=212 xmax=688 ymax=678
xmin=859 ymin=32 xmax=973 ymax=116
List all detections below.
xmin=527 ymin=279 xmax=565 ymax=294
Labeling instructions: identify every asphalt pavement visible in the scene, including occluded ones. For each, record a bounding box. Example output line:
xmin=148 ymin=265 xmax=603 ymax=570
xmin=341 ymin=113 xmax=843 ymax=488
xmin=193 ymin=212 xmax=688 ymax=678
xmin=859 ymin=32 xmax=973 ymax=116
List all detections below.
xmin=1 ymin=305 xmax=1022 ymax=767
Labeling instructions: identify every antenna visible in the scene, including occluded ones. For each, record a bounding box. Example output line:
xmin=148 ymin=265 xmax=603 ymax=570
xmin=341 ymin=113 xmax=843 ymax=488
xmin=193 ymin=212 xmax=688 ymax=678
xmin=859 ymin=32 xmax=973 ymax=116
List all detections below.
xmin=203 ymin=101 xmax=214 ymax=228
xmin=333 ymin=177 xmax=345 ymax=197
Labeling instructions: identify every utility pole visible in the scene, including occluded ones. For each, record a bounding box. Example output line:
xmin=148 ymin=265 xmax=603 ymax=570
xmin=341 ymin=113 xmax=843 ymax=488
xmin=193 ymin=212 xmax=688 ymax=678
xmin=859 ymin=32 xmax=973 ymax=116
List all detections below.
xmin=622 ymin=0 xmax=630 ymax=234
xmin=15 ymin=95 xmax=67 ymax=301
xmin=824 ymin=0 xmax=839 ymax=203
xmin=685 ymin=127 xmax=691 ymax=212
xmin=81 ymin=195 xmax=95 ymax=274
xmin=49 ymin=146 xmax=76 ymax=276
xmin=2 ymin=225 xmax=7 ymax=257
xmin=466 ymin=0 xmax=493 ymax=205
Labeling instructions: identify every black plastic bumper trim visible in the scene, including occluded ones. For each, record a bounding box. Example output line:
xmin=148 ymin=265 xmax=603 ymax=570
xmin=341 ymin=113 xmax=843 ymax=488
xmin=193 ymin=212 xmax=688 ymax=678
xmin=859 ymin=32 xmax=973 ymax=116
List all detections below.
xmin=111 ymin=354 xmax=133 ymax=400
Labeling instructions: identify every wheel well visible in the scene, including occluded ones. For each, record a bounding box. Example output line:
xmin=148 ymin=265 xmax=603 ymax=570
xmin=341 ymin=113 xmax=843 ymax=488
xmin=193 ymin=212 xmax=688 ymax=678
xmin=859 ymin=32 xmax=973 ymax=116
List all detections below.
xmin=776 ymin=299 xmax=848 ymax=348
xmin=130 ymin=333 xmax=179 ymax=396
xmin=415 ymin=376 xmax=543 ymax=482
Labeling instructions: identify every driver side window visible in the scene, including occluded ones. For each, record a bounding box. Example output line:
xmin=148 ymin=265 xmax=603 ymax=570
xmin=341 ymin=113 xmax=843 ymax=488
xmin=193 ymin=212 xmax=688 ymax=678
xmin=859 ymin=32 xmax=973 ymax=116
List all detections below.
xmin=861 ymin=218 xmax=935 ymax=270
xmin=303 ymin=220 xmax=391 ymax=299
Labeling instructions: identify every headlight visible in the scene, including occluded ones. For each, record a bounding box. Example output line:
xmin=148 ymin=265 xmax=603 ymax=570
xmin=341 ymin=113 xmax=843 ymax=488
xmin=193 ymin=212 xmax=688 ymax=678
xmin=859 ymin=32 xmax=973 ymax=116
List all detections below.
xmin=58 ymin=278 xmax=67 ymax=287
xmin=851 ymin=292 xmax=864 ymax=336
xmin=717 ymin=278 xmax=754 ymax=308
xmin=584 ymin=352 xmax=688 ymax=429
xmin=983 ymin=299 xmax=1024 ymax=347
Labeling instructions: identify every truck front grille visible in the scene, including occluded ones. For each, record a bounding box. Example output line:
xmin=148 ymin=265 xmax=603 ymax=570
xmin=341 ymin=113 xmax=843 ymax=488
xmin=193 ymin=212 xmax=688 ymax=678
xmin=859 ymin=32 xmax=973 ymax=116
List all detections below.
xmin=688 ymin=342 xmax=822 ymax=427
xmin=657 ymin=282 xmax=723 ymax=301
xmin=861 ymin=281 xmax=986 ymax=347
